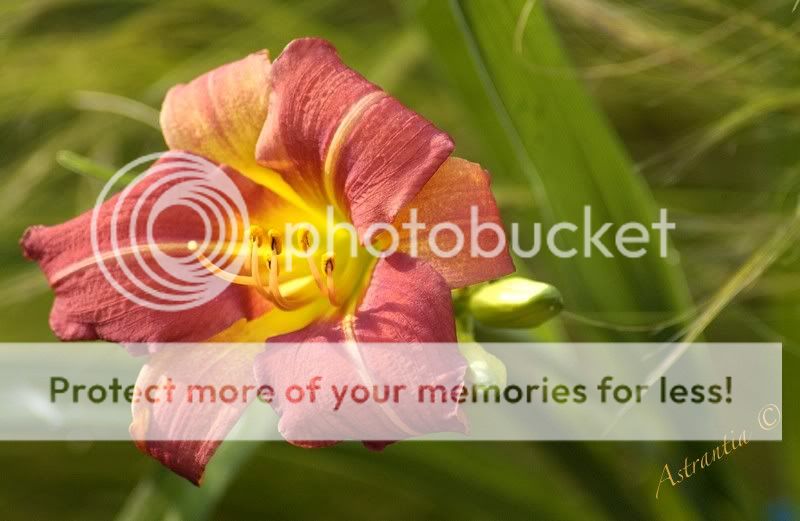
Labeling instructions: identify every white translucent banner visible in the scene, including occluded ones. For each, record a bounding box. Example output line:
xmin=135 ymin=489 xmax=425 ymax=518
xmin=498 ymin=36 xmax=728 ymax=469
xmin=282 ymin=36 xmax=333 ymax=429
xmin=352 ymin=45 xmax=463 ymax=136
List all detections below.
xmin=0 ymin=343 xmax=781 ymax=441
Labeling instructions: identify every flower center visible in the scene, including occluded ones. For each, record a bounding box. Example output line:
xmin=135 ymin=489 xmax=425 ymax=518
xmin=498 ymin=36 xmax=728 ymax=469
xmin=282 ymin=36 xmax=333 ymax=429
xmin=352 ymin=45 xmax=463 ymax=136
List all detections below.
xmin=189 ymin=216 xmax=374 ymax=314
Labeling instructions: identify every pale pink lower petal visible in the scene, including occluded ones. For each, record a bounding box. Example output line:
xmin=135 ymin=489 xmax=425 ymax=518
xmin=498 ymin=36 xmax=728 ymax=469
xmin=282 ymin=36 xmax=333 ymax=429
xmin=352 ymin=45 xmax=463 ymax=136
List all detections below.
xmin=256 ymin=253 xmax=465 ymax=445
xmin=130 ymin=344 xmax=262 ymax=485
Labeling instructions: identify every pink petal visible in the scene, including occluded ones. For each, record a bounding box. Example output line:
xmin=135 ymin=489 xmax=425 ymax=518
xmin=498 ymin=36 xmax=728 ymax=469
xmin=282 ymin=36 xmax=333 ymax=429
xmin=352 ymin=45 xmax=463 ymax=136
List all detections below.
xmin=256 ymin=253 xmax=465 ymax=445
xmin=130 ymin=343 xmax=262 ymax=485
xmin=393 ymin=157 xmax=515 ymax=288
xmin=161 ymin=51 xmax=271 ymax=175
xmin=21 ymin=154 xmax=275 ymax=343
xmin=275 ymin=252 xmax=457 ymax=343
xmin=256 ymin=38 xmax=454 ymax=241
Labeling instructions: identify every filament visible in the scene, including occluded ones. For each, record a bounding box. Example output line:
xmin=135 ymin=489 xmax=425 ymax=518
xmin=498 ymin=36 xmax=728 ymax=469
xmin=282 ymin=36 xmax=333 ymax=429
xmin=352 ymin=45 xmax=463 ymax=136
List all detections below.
xmin=187 ymin=240 xmax=255 ymax=285
xmin=300 ymin=227 xmax=325 ymax=289
xmin=188 ymin=225 xmax=344 ymax=310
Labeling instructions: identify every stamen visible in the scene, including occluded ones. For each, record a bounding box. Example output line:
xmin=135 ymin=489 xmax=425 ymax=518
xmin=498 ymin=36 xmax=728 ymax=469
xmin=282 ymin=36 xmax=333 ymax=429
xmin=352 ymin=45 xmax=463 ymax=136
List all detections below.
xmin=267 ymin=256 xmax=293 ymax=309
xmin=299 ymin=227 xmax=324 ymax=289
xmin=322 ymin=252 xmax=339 ymax=307
xmin=248 ymin=225 xmax=265 ymax=248
xmin=187 ymin=240 xmax=255 ymax=285
xmin=188 ymin=226 xmax=342 ymax=310
xmin=251 ymin=228 xmax=310 ymax=311
xmin=249 ymin=239 xmax=273 ymax=301
xmin=299 ymin=228 xmax=311 ymax=250
xmin=268 ymin=229 xmax=282 ymax=255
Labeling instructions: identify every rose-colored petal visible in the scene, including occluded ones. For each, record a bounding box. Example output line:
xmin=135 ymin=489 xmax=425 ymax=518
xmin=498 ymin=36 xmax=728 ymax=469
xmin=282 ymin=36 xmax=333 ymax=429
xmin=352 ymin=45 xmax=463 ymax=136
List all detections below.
xmin=393 ymin=157 xmax=515 ymax=288
xmin=161 ymin=52 xmax=270 ymax=174
xmin=256 ymin=253 xmax=465 ymax=445
xmin=130 ymin=343 xmax=262 ymax=485
xmin=274 ymin=252 xmax=457 ymax=344
xmin=256 ymin=341 xmax=467 ymax=446
xmin=256 ymin=38 xmax=454 ymax=241
xmin=21 ymin=154 xmax=278 ymax=343
xmin=160 ymin=52 xmax=309 ymax=208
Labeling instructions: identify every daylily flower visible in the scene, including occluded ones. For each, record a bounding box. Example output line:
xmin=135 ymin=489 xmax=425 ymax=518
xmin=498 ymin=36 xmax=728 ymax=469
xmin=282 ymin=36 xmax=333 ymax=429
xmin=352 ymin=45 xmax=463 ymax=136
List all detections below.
xmin=21 ymin=38 xmax=514 ymax=483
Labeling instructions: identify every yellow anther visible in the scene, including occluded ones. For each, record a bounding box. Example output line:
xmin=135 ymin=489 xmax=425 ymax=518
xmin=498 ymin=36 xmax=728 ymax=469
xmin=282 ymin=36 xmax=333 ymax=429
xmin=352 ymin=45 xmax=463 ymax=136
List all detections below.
xmin=322 ymin=252 xmax=335 ymax=274
xmin=299 ymin=226 xmax=312 ymax=251
xmin=321 ymin=252 xmax=339 ymax=307
xmin=248 ymin=225 xmax=265 ymax=247
xmin=299 ymin=226 xmax=324 ymax=290
xmin=244 ymin=226 xmax=309 ymax=311
xmin=188 ymin=227 xmax=344 ymax=310
xmin=268 ymin=229 xmax=282 ymax=255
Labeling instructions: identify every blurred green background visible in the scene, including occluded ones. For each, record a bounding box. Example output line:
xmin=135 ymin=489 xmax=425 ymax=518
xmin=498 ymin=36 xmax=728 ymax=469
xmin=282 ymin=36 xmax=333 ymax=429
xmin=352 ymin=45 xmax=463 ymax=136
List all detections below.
xmin=1 ymin=0 xmax=798 ymax=519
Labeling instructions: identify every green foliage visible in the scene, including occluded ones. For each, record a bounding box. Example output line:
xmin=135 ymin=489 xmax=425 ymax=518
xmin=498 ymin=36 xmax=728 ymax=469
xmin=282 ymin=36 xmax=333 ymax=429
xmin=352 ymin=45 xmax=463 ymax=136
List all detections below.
xmin=0 ymin=0 xmax=798 ymax=519
xmin=420 ymin=0 xmax=694 ymax=340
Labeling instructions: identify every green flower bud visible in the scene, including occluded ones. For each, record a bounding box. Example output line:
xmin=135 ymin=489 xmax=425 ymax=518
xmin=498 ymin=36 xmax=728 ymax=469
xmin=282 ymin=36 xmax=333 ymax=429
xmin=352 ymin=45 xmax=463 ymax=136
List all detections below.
xmin=468 ymin=277 xmax=563 ymax=328
xmin=459 ymin=342 xmax=507 ymax=388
